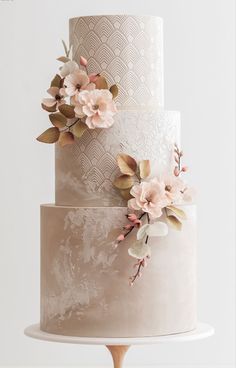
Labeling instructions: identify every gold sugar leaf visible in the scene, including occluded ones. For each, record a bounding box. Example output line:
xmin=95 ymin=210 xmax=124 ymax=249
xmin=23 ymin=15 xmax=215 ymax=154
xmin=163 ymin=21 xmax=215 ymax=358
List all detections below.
xmin=166 ymin=215 xmax=182 ymax=231
xmin=166 ymin=205 xmax=187 ymax=220
xmin=36 ymin=127 xmax=60 ymax=144
xmin=109 ymin=84 xmax=118 ymax=98
xmin=72 ymin=121 xmax=88 ymax=138
xmin=95 ymin=76 xmax=108 ymax=89
xmin=139 ymin=160 xmax=151 ymax=179
xmin=117 ymin=153 xmax=137 ymax=176
xmin=49 ymin=113 xmax=67 ymax=128
xmin=58 ymin=132 xmax=74 ymax=147
xmin=50 ymin=74 xmax=61 ymax=88
xmin=58 ymin=104 xmax=75 ymax=119
xmin=113 ymin=175 xmax=134 ymax=190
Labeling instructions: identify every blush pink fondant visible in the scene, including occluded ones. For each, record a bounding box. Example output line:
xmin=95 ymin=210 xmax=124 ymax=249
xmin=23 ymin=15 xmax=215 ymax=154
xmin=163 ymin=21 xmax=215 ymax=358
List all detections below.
xmin=40 ymin=204 xmax=197 ymax=337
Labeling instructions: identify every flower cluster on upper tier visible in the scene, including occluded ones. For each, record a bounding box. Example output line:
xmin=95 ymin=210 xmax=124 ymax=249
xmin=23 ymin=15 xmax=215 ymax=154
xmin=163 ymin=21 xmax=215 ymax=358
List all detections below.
xmin=37 ymin=41 xmax=118 ymax=147
xmin=113 ymin=145 xmax=195 ymax=285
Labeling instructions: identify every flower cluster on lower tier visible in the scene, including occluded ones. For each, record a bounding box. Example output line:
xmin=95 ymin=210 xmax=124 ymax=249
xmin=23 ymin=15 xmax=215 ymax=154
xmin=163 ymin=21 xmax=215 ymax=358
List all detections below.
xmin=113 ymin=145 xmax=195 ymax=285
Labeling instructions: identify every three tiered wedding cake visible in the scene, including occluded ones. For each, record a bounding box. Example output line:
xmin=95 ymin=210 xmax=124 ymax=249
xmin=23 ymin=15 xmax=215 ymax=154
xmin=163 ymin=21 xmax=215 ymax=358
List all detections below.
xmin=38 ymin=15 xmax=197 ymax=337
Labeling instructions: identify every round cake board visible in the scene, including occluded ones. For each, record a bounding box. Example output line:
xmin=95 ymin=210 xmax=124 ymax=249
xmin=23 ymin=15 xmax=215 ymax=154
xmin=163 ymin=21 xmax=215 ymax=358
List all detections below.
xmin=24 ymin=322 xmax=214 ymax=368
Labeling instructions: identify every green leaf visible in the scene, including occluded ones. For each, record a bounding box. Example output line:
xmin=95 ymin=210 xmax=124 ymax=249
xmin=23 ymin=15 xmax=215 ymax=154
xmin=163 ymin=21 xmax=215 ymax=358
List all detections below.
xmin=57 ymin=56 xmax=70 ymax=63
xmin=41 ymin=103 xmax=56 ymax=113
xmin=50 ymin=74 xmax=62 ymax=88
xmin=49 ymin=113 xmax=67 ymax=128
xmin=58 ymin=104 xmax=75 ymax=118
xmin=117 ymin=153 xmax=137 ymax=176
xmin=72 ymin=121 xmax=88 ymax=138
xmin=36 ymin=127 xmax=60 ymax=144
xmin=109 ymin=84 xmax=118 ymax=98
xmin=58 ymin=131 xmax=74 ymax=147
xmin=113 ymin=175 xmax=134 ymax=189
xmin=166 ymin=215 xmax=182 ymax=231
xmin=166 ymin=205 xmax=187 ymax=220
xmin=95 ymin=75 xmax=108 ymax=89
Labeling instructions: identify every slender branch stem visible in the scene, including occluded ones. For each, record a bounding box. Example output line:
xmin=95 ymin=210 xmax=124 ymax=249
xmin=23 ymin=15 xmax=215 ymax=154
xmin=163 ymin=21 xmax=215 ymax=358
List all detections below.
xmin=66 ymin=118 xmax=81 ymax=131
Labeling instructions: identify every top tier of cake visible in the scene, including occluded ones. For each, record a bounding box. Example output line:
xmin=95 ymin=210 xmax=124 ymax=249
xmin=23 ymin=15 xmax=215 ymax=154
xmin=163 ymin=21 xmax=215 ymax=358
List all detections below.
xmin=69 ymin=15 xmax=164 ymax=108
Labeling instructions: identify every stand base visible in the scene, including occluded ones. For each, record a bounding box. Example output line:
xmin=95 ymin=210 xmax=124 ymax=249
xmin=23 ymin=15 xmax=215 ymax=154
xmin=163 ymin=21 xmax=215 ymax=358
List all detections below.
xmin=24 ymin=323 xmax=214 ymax=368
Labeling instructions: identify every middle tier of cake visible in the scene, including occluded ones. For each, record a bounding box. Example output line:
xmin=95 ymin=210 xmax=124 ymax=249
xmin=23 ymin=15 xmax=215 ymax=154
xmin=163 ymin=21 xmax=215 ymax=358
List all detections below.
xmin=55 ymin=109 xmax=180 ymax=207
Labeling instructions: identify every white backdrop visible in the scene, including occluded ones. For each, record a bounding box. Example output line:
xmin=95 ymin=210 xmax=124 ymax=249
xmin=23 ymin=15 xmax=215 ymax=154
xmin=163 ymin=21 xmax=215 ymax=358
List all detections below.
xmin=0 ymin=0 xmax=235 ymax=367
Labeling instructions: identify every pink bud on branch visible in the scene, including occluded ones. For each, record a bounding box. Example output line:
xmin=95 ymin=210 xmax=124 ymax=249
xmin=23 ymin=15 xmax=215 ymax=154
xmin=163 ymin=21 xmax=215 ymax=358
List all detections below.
xmin=174 ymin=166 xmax=180 ymax=176
xmin=124 ymin=224 xmax=132 ymax=230
xmin=127 ymin=213 xmax=137 ymax=222
xmin=79 ymin=56 xmax=88 ymax=67
xmin=116 ymin=234 xmax=125 ymax=242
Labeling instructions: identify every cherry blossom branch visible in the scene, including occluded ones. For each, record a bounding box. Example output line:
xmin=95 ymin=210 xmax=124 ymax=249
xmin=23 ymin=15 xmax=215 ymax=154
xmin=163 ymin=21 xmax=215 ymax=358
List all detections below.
xmin=116 ymin=212 xmax=146 ymax=245
xmin=129 ymin=257 xmax=148 ymax=286
xmin=174 ymin=143 xmax=188 ymax=176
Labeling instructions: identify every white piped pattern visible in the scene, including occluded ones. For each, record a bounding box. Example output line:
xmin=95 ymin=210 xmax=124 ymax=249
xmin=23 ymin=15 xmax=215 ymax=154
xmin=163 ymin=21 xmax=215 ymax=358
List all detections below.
xmin=69 ymin=15 xmax=164 ymax=108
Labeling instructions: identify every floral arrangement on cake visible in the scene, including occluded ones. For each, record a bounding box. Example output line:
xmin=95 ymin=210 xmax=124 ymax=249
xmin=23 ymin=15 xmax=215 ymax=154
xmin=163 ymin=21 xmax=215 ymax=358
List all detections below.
xmin=37 ymin=41 xmax=118 ymax=146
xmin=113 ymin=144 xmax=195 ymax=285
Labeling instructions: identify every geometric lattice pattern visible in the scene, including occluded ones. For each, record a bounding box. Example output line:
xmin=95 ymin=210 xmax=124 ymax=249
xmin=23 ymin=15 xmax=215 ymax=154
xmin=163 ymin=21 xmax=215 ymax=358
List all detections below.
xmin=69 ymin=15 xmax=164 ymax=107
xmin=55 ymin=110 xmax=180 ymax=207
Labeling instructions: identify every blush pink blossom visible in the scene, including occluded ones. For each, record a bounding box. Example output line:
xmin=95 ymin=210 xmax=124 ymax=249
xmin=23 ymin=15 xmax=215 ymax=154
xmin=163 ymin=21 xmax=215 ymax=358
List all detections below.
xmin=64 ymin=70 xmax=94 ymax=97
xmin=163 ymin=175 xmax=186 ymax=203
xmin=182 ymin=186 xmax=195 ymax=202
xmin=42 ymin=87 xmax=66 ymax=108
xmin=75 ymin=89 xmax=117 ymax=129
xmin=128 ymin=178 xmax=168 ymax=219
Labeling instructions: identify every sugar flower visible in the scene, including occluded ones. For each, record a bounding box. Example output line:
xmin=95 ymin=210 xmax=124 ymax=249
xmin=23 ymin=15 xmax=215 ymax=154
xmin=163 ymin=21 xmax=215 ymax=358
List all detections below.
xmin=64 ymin=70 xmax=92 ymax=97
xmin=42 ymin=86 xmax=66 ymax=108
xmin=182 ymin=186 xmax=195 ymax=202
xmin=163 ymin=175 xmax=186 ymax=203
xmin=75 ymin=89 xmax=117 ymax=129
xmin=128 ymin=178 xmax=169 ymax=219
xmin=60 ymin=60 xmax=79 ymax=78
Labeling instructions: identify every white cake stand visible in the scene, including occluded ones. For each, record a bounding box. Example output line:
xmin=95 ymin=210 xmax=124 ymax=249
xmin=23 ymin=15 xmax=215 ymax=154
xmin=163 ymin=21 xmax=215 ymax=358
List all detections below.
xmin=24 ymin=322 xmax=214 ymax=368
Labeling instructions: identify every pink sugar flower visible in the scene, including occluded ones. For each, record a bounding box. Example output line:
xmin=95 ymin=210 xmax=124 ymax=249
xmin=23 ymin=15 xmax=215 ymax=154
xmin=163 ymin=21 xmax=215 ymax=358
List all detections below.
xmin=42 ymin=87 xmax=66 ymax=108
xmin=64 ymin=70 xmax=94 ymax=97
xmin=75 ymin=89 xmax=117 ymax=129
xmin=128 ymin=178 xmax=168 ymax=219
xmin=163 ymin=175 xmax=186 ymax=203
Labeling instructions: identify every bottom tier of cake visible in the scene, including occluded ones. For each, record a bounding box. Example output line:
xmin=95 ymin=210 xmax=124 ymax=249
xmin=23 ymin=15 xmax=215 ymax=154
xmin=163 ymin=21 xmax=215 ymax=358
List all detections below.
xmin=40 ymin=204 xmax=197 ymax=337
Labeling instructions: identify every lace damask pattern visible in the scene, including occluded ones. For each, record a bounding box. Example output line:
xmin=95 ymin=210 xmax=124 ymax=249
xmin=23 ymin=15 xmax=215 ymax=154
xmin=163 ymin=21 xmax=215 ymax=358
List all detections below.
xmin=55 ymin=110 xmax=181 ymax=207
xmin=69 ymin=15 xmax=164 ymax=107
